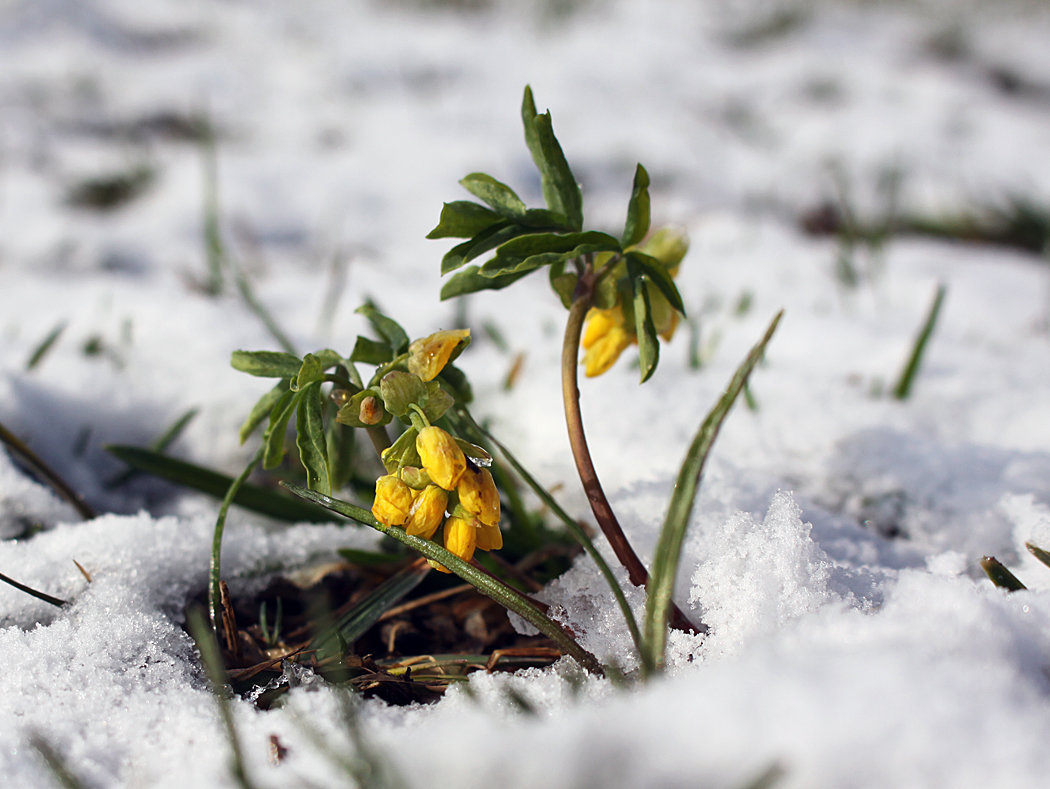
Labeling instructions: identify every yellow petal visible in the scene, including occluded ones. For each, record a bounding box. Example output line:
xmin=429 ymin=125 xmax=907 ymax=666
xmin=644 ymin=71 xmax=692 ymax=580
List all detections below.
xmin=456 ymin=467 xmax=500 ymax=526
xmin=443 ymin=515 xmax=477 ymax=564
xmin=407 ymin=329 xmax=471 ymax=382
xmin=581 ymin=308 xmax=622 ymax=350
xmin=476 ymin=521 xmax=503 ymax=552
xmin=416 ymin=426 xmax=467 ymax=490
xmin=582 ymin=325 xmax=631 ymax=377
xmin=405 ymin=485 xmax=447 ymax=539
xmin=371 ymin=475 xmax=415 ymax=527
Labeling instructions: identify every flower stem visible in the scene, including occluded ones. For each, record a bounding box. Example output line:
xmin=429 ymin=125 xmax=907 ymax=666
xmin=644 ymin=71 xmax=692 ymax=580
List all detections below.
xmin=561 ymin=272 xmax=698 ymax=636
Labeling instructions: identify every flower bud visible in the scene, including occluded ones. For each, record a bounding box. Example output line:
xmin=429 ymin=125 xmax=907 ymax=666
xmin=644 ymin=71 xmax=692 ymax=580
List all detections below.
xmin=407 ymin=329 xmax=471 ymax=382
xmin=359 ymin=395 xmax=384 ymax=425
xmin=443 ymin=515 xmax=477 ymax=564
xmin=371 ymin=474 xmax=415 ymax=527
xmin=456 ymin=467 xmax=500 ymax=527
xmin=416 ymin=426 xmax=466 ymax=490
xmin=404 ymin=485 xmax=447 ymax=539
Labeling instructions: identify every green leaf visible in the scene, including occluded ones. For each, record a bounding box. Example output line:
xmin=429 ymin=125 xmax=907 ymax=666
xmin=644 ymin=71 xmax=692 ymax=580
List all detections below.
xmin=627 ymin=251 xmax=686 ymax=314
xmin=497 ymin=230 xmax=621 ymax=260
xmin=479 ymin=251 xmax=564 ymax=279
xmin=379 ymin=371 xmax=425 ymax=417
xmin=262 ymin=389 xmax=299 ymax=469
xmin=642 ymin=310 xmax=783 ymax=672
xmin=239 ymin=381 xmax=290 ymax=444
xmin=892 ymin=283 xmax=947 ymax=400
xmin=630 ymin=265 xmax=660 ymax=383
xmin=420 ymin=379 xmax=455 ymax=423
xmin=326 ymin=419 xmax=358 ymax=492
xmin=437 ymin=364 xmax=473 ymax=404
xmin=549 ymin=259 xmax=578 ymax=309
xmin=459 ymin=173 xmax=527 ymax=219
xmin=980 ymin=556 xmax=1027 ymax=591
xmin=356 ymin=303 xmax=409 ymax=355
xmin=427 ymin=200 xmax=503 ymax=240
xmin=521 ymin=207 xmax=574 ymax=230
xmin=622 ymin=163 xmax=651 ymax=247
xmin=350 ymin=335 xmax=393 ymax=365
xmin=293 ymin=352 xmax=326 ymax=391
xmin=522 ymin=86 xmax=583 ymax=231
xmin=231 ymin=350 xmax=302 ymax=379
xmin=440 ymin=265 xmax=532 ymax=300
xmin=1025 ymin=542 xmax=1050 ymax=570
xmin=296 ymin=381 xmax=331 ymax=495
xmin=440 ymin=220 xmax=522 ymax=275
xmin=105 ymin=445 xmax=334 ymax=522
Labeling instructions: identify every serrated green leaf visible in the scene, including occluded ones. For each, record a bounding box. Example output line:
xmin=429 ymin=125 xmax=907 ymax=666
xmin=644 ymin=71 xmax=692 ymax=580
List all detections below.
xmin=522 ymin=86 xmax=583 ymax=231
xmin=642 ymin=310 xmax=783 ymax=672
xmin=622 ymin=164 xmax=651 ymax=247
xmin=459 ymin=173 xmax=527 ymax=219
xmin=231 ymin=350 xmax=302 ymax=379
xmin=630 ymin=264 xmax=660 ymax=383
xmin=440 ymin=220 xmax=522 ymax=275
xmin=356 ymin=302 xmax=409 ymax=354
xmin=296 ymin=381 xmax=331 ymax=495
xmin=239 ymin=380 xmax=290 ymax=444
xmin=627 ymin=251 xmax=686 ymax=314
xmin=262 ymin=389 xmax=299 ymax=469
xmin=427 ymin=200 xmax=503 ymax=240
xmin=350 ymin=335 xmax=393 ymax=365
xmin=440 ymin=265 xmax=532 ymax=300
xmin=379 ymin=371 xmax=425 ymax=417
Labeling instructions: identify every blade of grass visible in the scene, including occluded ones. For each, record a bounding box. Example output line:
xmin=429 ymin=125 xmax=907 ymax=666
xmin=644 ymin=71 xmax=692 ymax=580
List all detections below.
xmin=643 ymin=310 xmax=783 ymax=672
xmin=1025 ymin=542 xmax=1050 ymax=571
xmin=892 ymin=283 xmax=947 ymax=400
xmin=28 ymin=735 xmax=89 ymax=789
xmin=0 ymin=569 xmax=67 ymax=608
xmin=209 ymin=449 xmax=263 ymax=629
xmin=105 ymin=407 xmax=200 ymax=488
xmin=186 ymin=607 xmax=257 ymax=789
xmin=308 ymin=559 xmax=430 ymax=659
xmin=980 ymin=556 xmax=1027 ymax=591
xmin=105 ymin=445 xmax=333 ymax=523
xmin=283 ymin=483 xmax=605 ymax=675
xmin=0 ymin=420 xmax=94 ymax=520
xmin=449 ymin=406 xmax=645 ymax=662
xmin=25 ymin=321 xmax=67 ymax=371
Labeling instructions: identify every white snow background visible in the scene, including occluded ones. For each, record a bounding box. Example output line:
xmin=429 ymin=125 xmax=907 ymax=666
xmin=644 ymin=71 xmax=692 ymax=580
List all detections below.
xmin=3 ymin=0 xmax=1050 ymax=786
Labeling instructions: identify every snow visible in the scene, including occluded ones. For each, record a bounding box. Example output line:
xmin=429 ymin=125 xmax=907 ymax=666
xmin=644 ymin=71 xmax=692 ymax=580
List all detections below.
xmin=3 ymin=0 xmax=1050 ymax=786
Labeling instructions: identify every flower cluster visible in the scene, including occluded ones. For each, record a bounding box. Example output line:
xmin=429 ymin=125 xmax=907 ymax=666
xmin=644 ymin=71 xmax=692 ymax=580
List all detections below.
xmin=372 ymin=425 xmax=502 ymax=572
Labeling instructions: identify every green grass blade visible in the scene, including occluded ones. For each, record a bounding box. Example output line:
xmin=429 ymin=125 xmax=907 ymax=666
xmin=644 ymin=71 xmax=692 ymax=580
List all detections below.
xmin=980 ymin=556 xmax=1027 ymax=591
xmin=105 ymin=445 xmax=333 ymax=523
xmin=28 ymin=735 xmax=89 ymax=789
xmin=893 ymin=283 xmax=947 ymax=400
xmin=308 ymin=560 xmax=430 ymax=659
xmin=283 ymin=483 xmax=605 ymax=676
xmin=1025 ymin=542 xmax=1050 ymax=571
xmin=0 ymin=569 xmax=67 ymax=608
xmin=25 ymin=321 xmax=67 ymax=371
xmin=643 ymin=310 xmax=783 ymax=672
xmin=106 ymin=407 xmax=199 ymax=488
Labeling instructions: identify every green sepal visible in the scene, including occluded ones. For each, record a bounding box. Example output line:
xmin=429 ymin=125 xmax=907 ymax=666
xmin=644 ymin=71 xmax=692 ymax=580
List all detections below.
xmin=521 ymin=86 xmax=583 ymax=231
xmin=427 ymin=200 xmax=503 ymax=240
xmin=238 ymin=380 xmax=290 ymax=445
xmin=459 ymin=173 xmax=527 ymax=219
xmin=629 ymin=259 xmax=660 ymax=383
xmin=440 ymin=265 xmax=532 ymax=300
xmin=350 ymin=335 xmax=393 ymax=365
xmin=626 ymin=250 xmax=686 ymax=315
xmin=231 ymin=350 xmax=302 ymax=379
xmin=356 ymin=302 xmax=409 ymax=355
xmin=379 ymin=371 xmax=425 ymax=417
xmin=296 ymin=381 xmax=331 ymax=495
xmin=622 ymin=163 xmax=651 ymax=247
xmin=262 ymin=389 xmax=300 ymax=470
xmin=592 ymin=255 xmax=627 ymax=310
xmin=420 ymin=379 xmax=455 ymax=423
xmin=382 ymin=427 xmax=420 ymax=474
xmin=335 ymin=389 xmax=392 ymax=428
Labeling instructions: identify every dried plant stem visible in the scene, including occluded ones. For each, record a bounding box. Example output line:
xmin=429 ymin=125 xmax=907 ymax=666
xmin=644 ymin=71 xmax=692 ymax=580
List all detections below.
xmin=561 ymin=273 xmax=696 ymax=634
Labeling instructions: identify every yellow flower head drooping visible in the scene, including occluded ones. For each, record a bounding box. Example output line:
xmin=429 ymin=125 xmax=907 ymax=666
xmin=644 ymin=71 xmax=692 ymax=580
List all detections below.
xmin=475 ymin=520 xmax=503 ymax=552
xmin=581 ymin=307 xmax=632 ymax=378
xmin=456 ymin=466 xmax=501 ymax=527
xmin=416 ymin=426 xmax=467 ymax=490
xmin=429 ymin=514 xmax=479 ymax=573
xmin=407 ymin=329 xmax=471 ymax=382
xmin=404 ymin=484 xmax=448 ymax=539
xmin=372 ymin=474 xmax=416 ymax=527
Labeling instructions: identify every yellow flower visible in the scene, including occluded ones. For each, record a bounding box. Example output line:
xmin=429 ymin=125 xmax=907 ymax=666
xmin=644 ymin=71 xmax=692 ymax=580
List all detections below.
xmin=407 ymin=329 xmax=471 ymax=382
xmin=371 ymin=474 xmax=415 ymax=527
xmin=416 ymin=426 xmax=467 ymax=490
xmin=456 ymin=466 xmax=500 ymax=527
xmin=581 ymin=307 xmax=632 ymax=378
xmin=404 ymin=485 xmax=448 ymax=539
xmin=429 ymin=515 xmax=478 ymax=573
xmin=476 ymin=520 xmax=503 ymax=551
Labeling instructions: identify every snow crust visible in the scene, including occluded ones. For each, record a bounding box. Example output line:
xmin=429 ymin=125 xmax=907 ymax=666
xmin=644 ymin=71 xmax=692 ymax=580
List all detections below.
xmin=2 ymin=0 xmax=1050 ymax=786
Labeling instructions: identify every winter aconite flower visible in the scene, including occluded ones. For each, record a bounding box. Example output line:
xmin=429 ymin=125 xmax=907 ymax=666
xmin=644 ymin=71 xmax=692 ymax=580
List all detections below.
xmin=407 ymin=329 xmax=471 ymax=382
xmin=372 ymin=474 xmax=415 ymax=527
xmin=416 ymin=426 xmax=467 ymax=490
